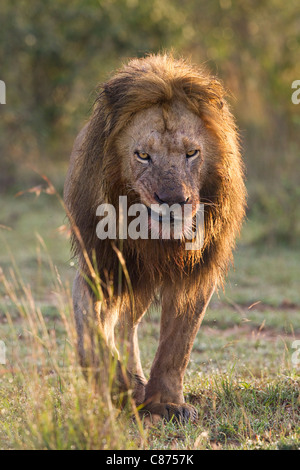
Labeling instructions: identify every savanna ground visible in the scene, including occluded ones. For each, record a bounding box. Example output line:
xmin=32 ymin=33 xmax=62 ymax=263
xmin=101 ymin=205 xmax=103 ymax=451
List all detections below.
xmin=0 ymin=189 xmax=299 ymax=450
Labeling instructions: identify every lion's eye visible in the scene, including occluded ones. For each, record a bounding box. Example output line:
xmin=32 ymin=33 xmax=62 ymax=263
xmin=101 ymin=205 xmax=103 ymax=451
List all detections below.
xmin=186 ymin=149 xmax=200 ymax=159
xmin=135 ymin=151 xmax=151 ymax=162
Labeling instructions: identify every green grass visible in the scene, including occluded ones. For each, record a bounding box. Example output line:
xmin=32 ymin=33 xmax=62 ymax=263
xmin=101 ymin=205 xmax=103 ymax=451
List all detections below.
xmin=0 ymin=192 xmax=299 ymax=450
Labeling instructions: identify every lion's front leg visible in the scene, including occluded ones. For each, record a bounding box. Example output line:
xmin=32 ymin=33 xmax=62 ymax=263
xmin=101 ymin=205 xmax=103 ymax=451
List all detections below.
xmin=72 ymin=270 xmax=120 ymax=376
xmin=73 ymin=271 xmax=149 ymax=405
xmin=143 ymin=281 xmax=214 ymax=423
xmin=117 ymin=318 xmax=147 ymax=406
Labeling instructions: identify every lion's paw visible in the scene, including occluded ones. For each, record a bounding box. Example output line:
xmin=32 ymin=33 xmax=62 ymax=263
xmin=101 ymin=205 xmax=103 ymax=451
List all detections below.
xmin=140 ymin=402 xmax=198 ymax=424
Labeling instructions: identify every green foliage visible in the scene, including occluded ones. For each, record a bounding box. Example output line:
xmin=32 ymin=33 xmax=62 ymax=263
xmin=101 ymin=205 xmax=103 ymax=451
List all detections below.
xmin=0 ymin=0 xmax=182 ymax=141
xmin=1 ymin=0 xmax=299 ymax=241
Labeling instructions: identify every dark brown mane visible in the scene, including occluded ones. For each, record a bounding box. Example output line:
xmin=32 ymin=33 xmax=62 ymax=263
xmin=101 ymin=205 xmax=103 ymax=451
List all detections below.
xmin=65 ymin=54 xmax=246 ymax=303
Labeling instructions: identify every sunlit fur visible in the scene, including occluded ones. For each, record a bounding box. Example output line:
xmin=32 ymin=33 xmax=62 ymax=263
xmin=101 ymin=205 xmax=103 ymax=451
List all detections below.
xmin=64 ymin=54 xmax=247 ymax=419
xmin=65 ymin=54 xmax=246 ymax=313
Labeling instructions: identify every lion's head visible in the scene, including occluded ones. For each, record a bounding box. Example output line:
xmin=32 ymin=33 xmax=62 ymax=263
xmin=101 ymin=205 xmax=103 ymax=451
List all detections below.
xmin=65 ymin=54 xmax=246 ymax=291
xmin=118 ymin=101 xmax=204 ymax=207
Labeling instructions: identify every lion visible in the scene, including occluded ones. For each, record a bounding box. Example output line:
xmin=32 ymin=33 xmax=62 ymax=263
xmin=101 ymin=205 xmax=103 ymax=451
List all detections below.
xmin=64 ymin=54 xmax=246 ymax=423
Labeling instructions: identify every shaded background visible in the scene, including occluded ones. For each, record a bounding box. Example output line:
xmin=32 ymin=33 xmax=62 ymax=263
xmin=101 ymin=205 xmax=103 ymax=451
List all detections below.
xmin=0 ymin=0 xmax=300 ymax=276
xmin=1 ymin=0 xmax=300 ymax=245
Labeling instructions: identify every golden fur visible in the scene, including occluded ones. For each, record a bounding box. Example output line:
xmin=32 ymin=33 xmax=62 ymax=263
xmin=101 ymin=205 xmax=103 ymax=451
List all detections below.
xmin=64 ymin=54 xmax=246 ymax=422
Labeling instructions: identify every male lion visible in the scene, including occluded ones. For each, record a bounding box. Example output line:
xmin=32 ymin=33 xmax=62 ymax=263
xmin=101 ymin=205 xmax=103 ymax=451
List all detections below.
xmin=64 ymin=54 xmax=246 ymax=423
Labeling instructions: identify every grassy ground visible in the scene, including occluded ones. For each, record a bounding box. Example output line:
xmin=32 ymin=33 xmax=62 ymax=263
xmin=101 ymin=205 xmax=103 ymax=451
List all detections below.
xmin=0 ymin=191 xmax=299 ymax=450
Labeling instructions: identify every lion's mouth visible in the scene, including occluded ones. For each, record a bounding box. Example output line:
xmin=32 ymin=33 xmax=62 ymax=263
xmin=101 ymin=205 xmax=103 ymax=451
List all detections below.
xmin=146 ymin=205 xmax=175 ymax=223
xmin=145 ymin=204 xmax=199 ymax=222
xmin=145 ymin=204 xmax=201 ymax=241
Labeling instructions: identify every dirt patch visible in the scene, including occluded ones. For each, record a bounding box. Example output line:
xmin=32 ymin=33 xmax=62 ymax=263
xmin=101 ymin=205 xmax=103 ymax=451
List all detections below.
xmin=210 ymin=299 xmax=300 ymax=313
xmin=201 ymin=322 xmax=297 ymax=342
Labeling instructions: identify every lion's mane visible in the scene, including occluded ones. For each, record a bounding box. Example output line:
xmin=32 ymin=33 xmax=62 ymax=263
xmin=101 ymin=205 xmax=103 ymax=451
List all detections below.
xmin=65 ymin=54 xmax=246 ymax=303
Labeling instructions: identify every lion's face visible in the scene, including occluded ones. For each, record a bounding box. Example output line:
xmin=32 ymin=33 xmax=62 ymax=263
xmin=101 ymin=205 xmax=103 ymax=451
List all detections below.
xmin=118 ymin=101 xmax=210 ymax=216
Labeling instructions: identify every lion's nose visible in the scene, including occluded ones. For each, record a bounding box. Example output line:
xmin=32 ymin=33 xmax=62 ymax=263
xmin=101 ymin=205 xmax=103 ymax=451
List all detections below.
xmin=154 ymin=192 xmax=190 ymax=206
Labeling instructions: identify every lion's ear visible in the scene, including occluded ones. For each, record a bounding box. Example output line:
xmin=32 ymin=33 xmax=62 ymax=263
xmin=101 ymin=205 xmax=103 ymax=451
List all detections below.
xmin=103 ymin=75 xmax=132 ymax=108
xmin=205 ymin=91 xmax=224 ymax=111
xmin=206 ymin=78 xmax=225 ymax=110
xmin=103 ymin=83 xmax=114 ymax=105
xmin=104 ymin=82 xmax=112 ymax=96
